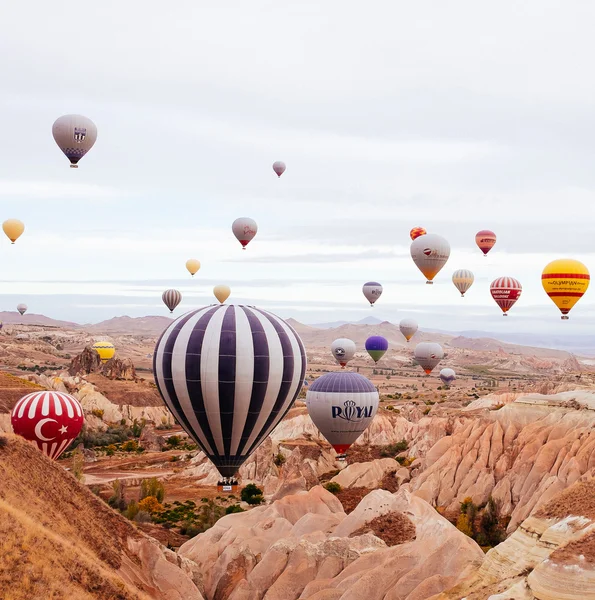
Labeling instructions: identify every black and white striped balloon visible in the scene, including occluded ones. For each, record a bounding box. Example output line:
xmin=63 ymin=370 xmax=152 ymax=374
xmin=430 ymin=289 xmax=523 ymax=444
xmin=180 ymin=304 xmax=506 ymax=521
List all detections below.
xmin=153 ymin=305 xmax=307 ymax=477
xmin=162 ymin=289 xmax=182 ymax=313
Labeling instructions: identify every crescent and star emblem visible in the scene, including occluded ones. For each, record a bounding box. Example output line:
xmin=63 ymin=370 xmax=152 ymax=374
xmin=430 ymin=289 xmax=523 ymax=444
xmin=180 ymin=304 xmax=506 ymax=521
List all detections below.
xmin=34 ymin=418 xmax=59 ymax=442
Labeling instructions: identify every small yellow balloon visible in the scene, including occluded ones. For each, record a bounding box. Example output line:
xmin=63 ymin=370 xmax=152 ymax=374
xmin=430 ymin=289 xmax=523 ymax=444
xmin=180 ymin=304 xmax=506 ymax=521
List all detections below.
xmin=92 ymin=341 xmax=116 ymax=363
xmin=3 ymin=219 xmax=25 ymax=244
xmin=213 ymin=285 xmax=231 ymax=304
xmin=186 ymin=258 xmax=201 ymax=276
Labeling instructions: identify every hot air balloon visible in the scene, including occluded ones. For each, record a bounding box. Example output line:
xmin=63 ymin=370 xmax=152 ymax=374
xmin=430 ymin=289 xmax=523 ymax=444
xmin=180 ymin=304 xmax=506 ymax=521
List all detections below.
xmin=414 ymin=342 xmax=444 ymax=375
xmin=162 ymin=289 xmax=182 ymax=313
xmin=490 ymin=277 xmax=522 ymax=316
xmin=476 ymin=230 xmax=496 ymax=256
xmin=93 ymin=341 xmax=115 ymax=363
xmin=11 ymin=391 xmax=84 ymax=460
xmin=410 ymin=227 xmax=427 ymax=241
xmin=153 ymin=305 xmax=306 ymax=477
xmin=410 ymin=234 xmax=450 ymax=284
xmin=273 ymin=161 xmax=286 ymax=177
xmin=306 ymin=371 xmax=379 ymax=456
xmin=232 ymin=217 xmax=258 ymax=249
xmin=362 ymin=282 xmax=383 ymax=306
xmin=3 ymin=219 xmax=24 ymax=244
xmin=186 ymin=259 xmax=201 ymax=277
xmin=452 ymin=269 xmax=474 ymax=297
xmin=399 ymin=318 xmax=418 ymax=342
xmin=439 ymin=368 xmax=456 ymax=386
xmin=52 ymin=114 xmax=97 ymax=168
xmin=331 ymin=338 xmax=356 ymax=368
xmin=17 ymin=303 xmax=27 ymax=316
xmin=542 ymin=259 xmax=590 ymax=320
xmin=365 ymin=336 xmax=388 ymax=363
xmin=214 ymin=285 xmax=231 ymax=304
xmin=0 ymin=322 xmax=3 ymax=330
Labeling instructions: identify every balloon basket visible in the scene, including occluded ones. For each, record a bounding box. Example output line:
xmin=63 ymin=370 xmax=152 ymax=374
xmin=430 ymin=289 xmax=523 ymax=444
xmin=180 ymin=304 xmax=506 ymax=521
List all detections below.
xmin=503 ymin=313 xmax=508 ymax=317
xmin=426 ymin=281 xmax=433 ymax=285
xmin=69 ymin=164 xmax=78 ymax=169
xmin=336 ymin=454 xmax=347 ymax=461
xmin=562 ymin=315 xmax=569 ymax=320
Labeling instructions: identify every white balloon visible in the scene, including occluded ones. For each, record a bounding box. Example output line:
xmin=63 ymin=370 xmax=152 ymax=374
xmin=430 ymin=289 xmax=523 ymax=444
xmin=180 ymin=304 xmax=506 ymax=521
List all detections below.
xmin=232 ymin=217 xmax=258 ymax=249
xmin=362 ymin=281 xmax=383 ymax=306
xmin=452 ymin=269 xmax=474 ymax=297
xmin=414 ymin=342 xmax=444 ymax=374
xmin=410 ymin=234 xmax=451 ymax=284
xmin=52 ymin=114 xmax=97 ymax=168
xmin=331 ymin=338 xmax=356 ymax=367
xmin=399 ymin=318 xmax=418 ymax=342
xmin=439 ymin=368 xmax=456 ymax=385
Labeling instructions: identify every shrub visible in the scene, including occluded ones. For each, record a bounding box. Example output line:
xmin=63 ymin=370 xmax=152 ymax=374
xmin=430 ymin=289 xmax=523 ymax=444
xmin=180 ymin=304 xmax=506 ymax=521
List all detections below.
xmin=166 ymin=435 xmax=181 ymax=448
xmin=241 ymin=483 xmax=263 ymax=504
xmin=324 ymin=482 xmax=342 ymax=495
xmin=134 ymin=510 xmax=152 ymax=523
xmin=140 ymin=478 xmax=165 ymax=503
xmin=423 ymin=407 xmax=431 ymax=415
xmin=273 ymin=452 xmax=286 ymax=467
xmin=456 ymin=513 xmax=474 ymax=537
xmin=105 ymin=444 xmax=116 ymax=456
xmin=225 ymin=504 xmax=245 ymax=515
xmin=246 ymin=494 xmax=264 ymax=505
xmin=121 ymin=440 xmax=139 ymax=452
xmin=380 ymin=440 xmax=408 ymax=457
xmin=91 ymin=409 xmax=104 ymax=420
xmin=126 ymin=500 xmax=139 ymax=520
xmin=0 ymin=436 xmax=7 ymax=448
xmin=138 ymin=496 xmax=163 ymax=514
xmin=179 ymin=521 xmax=202 ymax=538
xmin=170 ymin=455 xmax=180 ymax=462
xmin=72 ymin=447 xmax=85 ymax=483
xmin=108 ymin=480 xmax=127 ymax=511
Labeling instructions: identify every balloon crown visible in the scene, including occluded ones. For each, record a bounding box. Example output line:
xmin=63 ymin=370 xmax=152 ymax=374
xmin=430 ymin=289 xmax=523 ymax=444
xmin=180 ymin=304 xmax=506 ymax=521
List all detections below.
xmin=343 ymin=399 xmax=356 ymax=408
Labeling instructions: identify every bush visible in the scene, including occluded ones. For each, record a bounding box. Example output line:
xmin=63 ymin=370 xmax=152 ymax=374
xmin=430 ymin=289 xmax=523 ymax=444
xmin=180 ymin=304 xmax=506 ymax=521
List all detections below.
xmin=108 ymin=480 xmax=127 ymax=511
xmin=121 ymin=440 xmax=139 ymax=452
xmin=456 ymin=513 xmax=474 ymax=537
xmin=105 ymin=444 xmax=116 ymax=456
xmin=0 ymin=436 xmax=7 ymax=449
xmin=72 ymin=447 xmax=85 ymax=483
xmin=91 ymin=409 xmax=104 ymax=420
xmin=225 ymin=504 xmax=245 ymax=515
xmin=131 ymin=418 xmax=146 ymax=438
xmin=134 ymin=510 xmax=152 ymax=523
xmin=179 ymin=521 xmax=202 ymax=538
xmin=166 ymin=435 xmax=181 ymax=448
xmin=138 ymin=496 xmax=163 ymax=514
xmin=241 ymin=483 xmax=263 ymax=504
xmin=324 ymin=482 xmax=342 ymax=495
xmin=273 ymin=452 xmax=286 ymax=467
xmin=246 ymin=494 xmax=264 ymax=505
xmin=126 ymin=500 xmax=139 ymax=520
xmin=379 ymin=440 xmax=408 ymax=457
xmin=141 ymin=478 xmax=165 ymax=503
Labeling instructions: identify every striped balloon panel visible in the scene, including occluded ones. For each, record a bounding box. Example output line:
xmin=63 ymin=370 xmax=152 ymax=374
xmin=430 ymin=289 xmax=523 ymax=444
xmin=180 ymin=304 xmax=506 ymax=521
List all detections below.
xmin=11 ymin=391 xmax=84 ymax=460
xmin=452 ymin=269 xmax=474 ymax=295
xmin=153 ymin=305 xmax=306 ymax=477
xmin=490 ymin=277 xmax=522 ymax=312
xmin=162 ymin=289 xmax=182 ymax=312
xmin=306 ymin=372 xmax=379 ymax=451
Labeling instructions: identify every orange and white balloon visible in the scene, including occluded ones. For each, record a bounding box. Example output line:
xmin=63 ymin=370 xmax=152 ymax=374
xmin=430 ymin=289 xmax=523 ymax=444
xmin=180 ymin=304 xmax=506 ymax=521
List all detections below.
xmin=410 ymin=227 xmax=426 ymax=241
xmin=410 ymin=234 xmax=450 ymax=284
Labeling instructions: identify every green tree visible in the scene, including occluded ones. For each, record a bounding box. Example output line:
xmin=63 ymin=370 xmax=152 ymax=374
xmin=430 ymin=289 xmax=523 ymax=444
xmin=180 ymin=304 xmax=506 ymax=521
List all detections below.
xmin=140 ymin=477 xmax=165 ymax=503
xmin=324 ymin=482 xmax=342 ymax=495
xmin=108 ymin=479 xmax=127 ymax=511
xmin=241 ymin=483 xmax=263 ymax=504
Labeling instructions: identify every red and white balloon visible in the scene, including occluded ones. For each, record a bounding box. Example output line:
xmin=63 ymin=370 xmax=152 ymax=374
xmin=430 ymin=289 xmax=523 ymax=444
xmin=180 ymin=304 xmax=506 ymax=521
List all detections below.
xmin=11 ymin=391 xmax=84 ymax=459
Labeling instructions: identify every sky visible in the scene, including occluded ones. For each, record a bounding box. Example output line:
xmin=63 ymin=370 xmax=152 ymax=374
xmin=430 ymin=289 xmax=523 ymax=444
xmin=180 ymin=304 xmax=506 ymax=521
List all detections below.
xmin=1 ymin=1 xmax=595 ymax=337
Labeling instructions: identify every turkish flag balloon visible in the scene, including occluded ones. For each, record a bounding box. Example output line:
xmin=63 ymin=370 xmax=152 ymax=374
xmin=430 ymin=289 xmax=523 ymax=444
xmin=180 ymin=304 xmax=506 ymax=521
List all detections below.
xmin=11 ymin=391 xmax=85 ymax=460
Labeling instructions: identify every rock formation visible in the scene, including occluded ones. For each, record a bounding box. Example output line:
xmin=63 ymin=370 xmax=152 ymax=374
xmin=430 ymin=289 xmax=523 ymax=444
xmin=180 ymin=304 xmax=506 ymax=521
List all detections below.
xmin=68 ymin=346 xmax=102 ymax=376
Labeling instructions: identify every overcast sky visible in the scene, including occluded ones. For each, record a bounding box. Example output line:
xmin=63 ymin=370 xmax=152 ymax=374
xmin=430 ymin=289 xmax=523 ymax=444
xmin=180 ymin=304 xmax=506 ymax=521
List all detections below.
xmin=1 ymin=1 xmax=595 ymax=336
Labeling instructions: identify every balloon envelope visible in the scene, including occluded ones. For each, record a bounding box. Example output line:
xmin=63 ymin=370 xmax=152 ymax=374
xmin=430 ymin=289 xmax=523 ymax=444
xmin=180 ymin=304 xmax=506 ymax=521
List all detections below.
xmin=17 ymin=303 xmax=27 ymax=316
xmin=186 ymin=259 xmax=201 ymax=276
xmin=232 ymin=217 xmax=258 ymax=249
xmin=52 ymin=114 xmax=97 ymax=168
xmin=3 ymin=219 xmax=24 ymax=244
xmin=331 ymin=338 xmax=356 ymax=367
xmin=542 ymin=259 xmax=590 ymax=320
xmin=365 ymin=336 xmax=388 ymax=362
xmin=399 ymin=318 xmax=418 ymax=342
xmin=414 ymin=342 xmax=444 ymax=374
xmin=410 ymin=227 xmax=427 ymax=241
xmin=452 ymin=269 xmax=474 ymax=297
xmin=162 ymin=289 xmax=182 ymax=313
xmin=273 ymin=161 xmax=286 ymax=177
xmin=490 ymin=277 xmax=522 ymax=316
xmin=439 ymin=368 xmax=456 ymax=385
xmin=11 ymin=391 xmax=84 ymax=460
xmin=214 ymin=285 xmax=231 ymax=304
xmin=93 ymin=341 xmax=115 ymax=363
xmin=410 ymin=234 xmax=450 ymax=283
xmin=306 ymin=371 xmax=379 ymax=454
xmin=362 ymin=281 xmax=383 ymax=306
xmin=476 ymin=230 xmax=496 ymax=256
xmin=153 ymin=305 xmax=306 ymax=477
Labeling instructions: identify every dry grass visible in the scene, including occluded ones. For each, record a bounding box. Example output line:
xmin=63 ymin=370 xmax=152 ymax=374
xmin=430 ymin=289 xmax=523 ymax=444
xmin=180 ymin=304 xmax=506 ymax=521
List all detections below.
xmin=0 ymin=434 xmax=154 ymax=600
xmin=534 ymin=479 xmax=595 ymax=521
xmin=351 ymin=512 xmax=416 ymax=546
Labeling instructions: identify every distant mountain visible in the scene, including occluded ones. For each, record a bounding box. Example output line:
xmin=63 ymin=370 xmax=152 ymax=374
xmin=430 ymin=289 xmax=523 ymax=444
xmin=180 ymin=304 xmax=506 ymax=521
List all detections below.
xmin=312 ymin=316 xmax=384 ymax=328
xmin=88 ymin=315 xmax=173 ymax=335
xmin=0 ymin=311 xmax=80 ymax=329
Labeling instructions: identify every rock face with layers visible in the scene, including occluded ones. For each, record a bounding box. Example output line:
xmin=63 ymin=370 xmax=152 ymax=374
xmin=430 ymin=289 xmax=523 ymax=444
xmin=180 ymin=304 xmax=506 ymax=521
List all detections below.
xmin=179 ymin=485 xmax=483 ymax=600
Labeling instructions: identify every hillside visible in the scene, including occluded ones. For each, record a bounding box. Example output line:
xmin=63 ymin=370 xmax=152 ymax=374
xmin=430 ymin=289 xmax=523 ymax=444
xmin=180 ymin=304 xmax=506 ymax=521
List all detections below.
xmin=0 ymin=434 xmax=203 ymax=600
xmin=0 ymin=311 xmax=80 ymax=329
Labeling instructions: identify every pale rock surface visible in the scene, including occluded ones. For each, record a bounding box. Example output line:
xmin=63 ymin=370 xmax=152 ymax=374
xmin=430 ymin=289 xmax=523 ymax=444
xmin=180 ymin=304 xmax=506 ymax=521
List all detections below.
xmin=330 ymin=458 xmax=399 ymax=489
